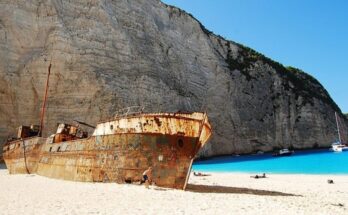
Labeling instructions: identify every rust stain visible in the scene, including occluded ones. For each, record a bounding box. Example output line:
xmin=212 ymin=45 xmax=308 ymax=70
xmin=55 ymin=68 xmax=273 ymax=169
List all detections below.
xmin=2 ymin=112 xmax=212 ymax=190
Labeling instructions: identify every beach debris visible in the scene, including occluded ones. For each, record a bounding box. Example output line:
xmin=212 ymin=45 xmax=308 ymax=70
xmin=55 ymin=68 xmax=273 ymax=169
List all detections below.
xmin=327 ymin=179 xmax=334 ymax=184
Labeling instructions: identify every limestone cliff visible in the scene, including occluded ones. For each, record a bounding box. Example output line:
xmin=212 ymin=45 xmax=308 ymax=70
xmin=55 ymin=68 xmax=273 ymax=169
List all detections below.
xmin=0 ymin=0 xmax=347 ymax=156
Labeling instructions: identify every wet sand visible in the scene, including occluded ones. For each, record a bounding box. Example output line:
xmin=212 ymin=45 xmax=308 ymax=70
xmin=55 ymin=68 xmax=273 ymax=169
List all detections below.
xmin=0 ymin=167 xmax=347 ymax=214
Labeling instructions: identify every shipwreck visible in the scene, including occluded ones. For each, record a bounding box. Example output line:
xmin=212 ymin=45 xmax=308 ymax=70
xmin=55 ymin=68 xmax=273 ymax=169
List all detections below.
xmin=2 ymin=64 xmax=212 ymax=190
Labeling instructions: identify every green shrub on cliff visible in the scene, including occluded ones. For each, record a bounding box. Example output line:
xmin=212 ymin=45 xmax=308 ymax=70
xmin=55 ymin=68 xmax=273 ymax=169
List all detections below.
xmin=225 ymin=42 xmax=340 ymax=111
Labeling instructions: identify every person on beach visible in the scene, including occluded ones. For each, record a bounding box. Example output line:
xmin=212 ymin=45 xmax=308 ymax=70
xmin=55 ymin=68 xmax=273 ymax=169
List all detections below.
xmin=251 ymin=173 xmax=267 ymax=179
xmin=193 ymin=172 xmax=210 ymax=176
xmin=141 ymin=167 xmax=153 ymax=187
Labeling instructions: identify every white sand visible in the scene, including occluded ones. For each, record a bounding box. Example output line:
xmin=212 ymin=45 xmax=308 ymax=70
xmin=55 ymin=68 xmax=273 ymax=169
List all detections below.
xmin=0 ymin=164 xmax=347 ymax=215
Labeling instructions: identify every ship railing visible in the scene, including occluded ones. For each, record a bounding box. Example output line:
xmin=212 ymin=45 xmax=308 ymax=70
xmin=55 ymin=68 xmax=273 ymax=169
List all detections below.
xmin=113 ymin=106 xmax=145 ymax=118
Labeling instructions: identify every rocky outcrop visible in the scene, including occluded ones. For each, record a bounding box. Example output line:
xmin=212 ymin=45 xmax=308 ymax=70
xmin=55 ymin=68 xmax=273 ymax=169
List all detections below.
xmin=0 ymin=0 xmax=347 ymax=156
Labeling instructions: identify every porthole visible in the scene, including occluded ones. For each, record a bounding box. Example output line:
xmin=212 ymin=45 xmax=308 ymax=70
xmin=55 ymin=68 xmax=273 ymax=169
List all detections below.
xmin=178 ymin=139 xmax=184 ymax=148
xmin=49 ymin=147 xmax=52 ymax=152
xmin=110 ymin=125 xmax=114 ymax=130
xmin=57 ymin=146 xmax=61 ymax=152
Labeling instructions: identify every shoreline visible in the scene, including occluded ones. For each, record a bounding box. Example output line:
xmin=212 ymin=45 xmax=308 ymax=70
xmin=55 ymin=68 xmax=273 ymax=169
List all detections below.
xmin=193 ymin=170 xmax=348 ymax=176
xmin=1 ymin=167 xmax=347 ymax=214
xmin=195 ymin=147 xmax=333 ymax=161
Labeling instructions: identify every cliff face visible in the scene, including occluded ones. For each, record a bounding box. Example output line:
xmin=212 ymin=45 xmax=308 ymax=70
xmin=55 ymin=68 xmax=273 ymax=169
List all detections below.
xmin=0 ymin=0 xmax=347 ymax=156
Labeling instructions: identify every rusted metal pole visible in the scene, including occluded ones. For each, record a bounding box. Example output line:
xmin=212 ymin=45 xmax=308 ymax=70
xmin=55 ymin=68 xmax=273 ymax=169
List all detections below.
xmin=38 ymin=63 xmax=52 ymax=137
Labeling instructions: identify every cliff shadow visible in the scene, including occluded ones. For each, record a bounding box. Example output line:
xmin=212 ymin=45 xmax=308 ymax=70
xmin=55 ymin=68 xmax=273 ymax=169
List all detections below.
xmin=0 ymin=163 xmax=6 ymax=169
xmin=186 ymin=184 xmax=299 ymax=197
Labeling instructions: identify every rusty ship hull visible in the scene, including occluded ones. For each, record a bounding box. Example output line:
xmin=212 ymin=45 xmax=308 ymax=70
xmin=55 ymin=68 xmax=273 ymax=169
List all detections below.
xmin=3 ymin=112 xmax=212 ymax=189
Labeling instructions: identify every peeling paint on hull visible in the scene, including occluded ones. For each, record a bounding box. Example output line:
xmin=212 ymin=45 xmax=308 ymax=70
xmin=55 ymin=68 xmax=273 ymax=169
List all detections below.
xmin=3 ymin=112 xmax=212 ymax=189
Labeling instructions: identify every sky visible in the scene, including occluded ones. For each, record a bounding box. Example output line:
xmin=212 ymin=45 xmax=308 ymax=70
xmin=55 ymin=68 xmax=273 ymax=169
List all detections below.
xmin=162 ymin=0 xmax=348 ymax=113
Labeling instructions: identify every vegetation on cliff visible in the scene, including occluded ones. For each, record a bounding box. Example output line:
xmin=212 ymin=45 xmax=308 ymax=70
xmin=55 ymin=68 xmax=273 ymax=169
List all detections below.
xmin=225 ymin=42 xmax=340 ymax=112
xmin=165 ymin=2 xmax=339 ymax=113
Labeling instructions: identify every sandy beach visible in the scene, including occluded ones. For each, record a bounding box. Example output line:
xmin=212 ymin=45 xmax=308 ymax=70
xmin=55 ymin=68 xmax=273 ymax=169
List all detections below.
xmin=0 ymin=164 xmax=347 ymax=215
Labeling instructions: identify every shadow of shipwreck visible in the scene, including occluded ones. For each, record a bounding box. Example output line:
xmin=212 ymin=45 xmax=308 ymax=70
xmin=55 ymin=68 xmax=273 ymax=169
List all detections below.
xmin=186 ymin=184 xmax=299 ymax=196
xmin=0 ymin=155 xmax=6 ymax=169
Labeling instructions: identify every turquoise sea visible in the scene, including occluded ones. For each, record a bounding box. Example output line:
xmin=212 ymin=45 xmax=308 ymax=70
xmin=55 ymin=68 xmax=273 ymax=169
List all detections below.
xmin=192 ymin=149 xmax=348 ymax=174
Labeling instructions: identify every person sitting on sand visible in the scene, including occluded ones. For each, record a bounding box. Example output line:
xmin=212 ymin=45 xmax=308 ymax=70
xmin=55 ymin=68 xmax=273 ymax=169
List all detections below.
xmin=193 ymin=172 xmax=210 ymax=177
xmin=251 ymin=173 xmax=267 ymax=179
xmin=141 ymin=167 xmax=152 ymax=186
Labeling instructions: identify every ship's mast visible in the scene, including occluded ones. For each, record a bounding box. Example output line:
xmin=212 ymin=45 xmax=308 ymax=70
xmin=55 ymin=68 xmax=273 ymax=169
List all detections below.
xmin=38 ymin=63 xmax=52 ymax=137
xmin=335 ymin=112 xmax=342 ymax=144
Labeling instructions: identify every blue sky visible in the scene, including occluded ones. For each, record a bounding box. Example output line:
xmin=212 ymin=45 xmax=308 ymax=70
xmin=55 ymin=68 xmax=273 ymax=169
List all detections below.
xmin=162 ymin=0 xmax=348 ymax=113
